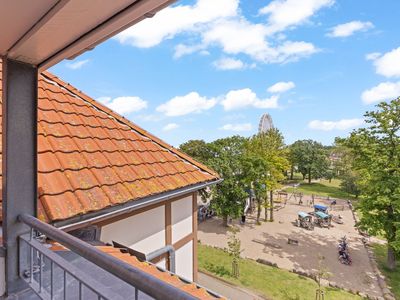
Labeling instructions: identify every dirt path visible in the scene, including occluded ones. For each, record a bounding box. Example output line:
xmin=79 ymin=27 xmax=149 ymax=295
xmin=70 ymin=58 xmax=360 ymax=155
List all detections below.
xmin=198 ymin=196 xmax=383 ymax=298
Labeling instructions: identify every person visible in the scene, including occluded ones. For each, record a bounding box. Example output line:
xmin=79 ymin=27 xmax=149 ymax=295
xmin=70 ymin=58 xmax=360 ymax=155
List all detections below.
xmin=241 ymin=215 xmax=246 ymax=224
xmin=331 ymin=199 xmax=337 ymax=210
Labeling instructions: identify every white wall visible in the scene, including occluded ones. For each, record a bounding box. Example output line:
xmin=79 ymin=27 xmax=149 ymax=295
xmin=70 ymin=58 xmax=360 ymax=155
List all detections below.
xmin=171 ymin=196 xmax=193 ymax=243
xmin=175 ymin=241 xmax=193 ymax=281
xmin=100 ymin=206 xmax=165 ymax=255
xmin=100 ymin=195 xmax=194 ymax=280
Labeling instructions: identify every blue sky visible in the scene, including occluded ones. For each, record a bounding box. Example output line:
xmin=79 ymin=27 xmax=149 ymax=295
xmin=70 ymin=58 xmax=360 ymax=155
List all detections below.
xmin=50 ymin=0 xmax=400 ymax=147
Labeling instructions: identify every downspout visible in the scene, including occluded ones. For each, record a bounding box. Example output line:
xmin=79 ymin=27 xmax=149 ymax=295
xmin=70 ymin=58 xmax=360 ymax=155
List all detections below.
xmin=147 ymin=245 xmax=176 ymax=273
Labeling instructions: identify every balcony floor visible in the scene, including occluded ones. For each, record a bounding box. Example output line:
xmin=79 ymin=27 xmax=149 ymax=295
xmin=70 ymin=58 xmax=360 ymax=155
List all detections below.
xmin=11 ymin=250 xmax=153 ymax=300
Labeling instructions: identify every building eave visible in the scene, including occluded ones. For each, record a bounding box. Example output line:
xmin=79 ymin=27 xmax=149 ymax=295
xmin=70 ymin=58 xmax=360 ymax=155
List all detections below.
xmin=54 ymin=178 xmax=223 ymax=231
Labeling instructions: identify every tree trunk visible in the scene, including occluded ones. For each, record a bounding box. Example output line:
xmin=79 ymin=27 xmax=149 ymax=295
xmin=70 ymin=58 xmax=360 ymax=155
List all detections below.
xmin=269 ymin=190 xmax=274 ymax=222
xmin=302 ymin=173 xmax=306 ymax=180
xmin=264 ymin=196 xmax=268 ymax=221
xmin=387 ymin=245 xmax=396 ymax=270
xmin=308 ymin=168 xmax=311 ymax=184
xmin=290 ymin=166 xmax=294 ymax=180
xmin=256 ymin=198 xmax=261 ymax=224
xmin=223 ymin=215 xmax=229 ymax=227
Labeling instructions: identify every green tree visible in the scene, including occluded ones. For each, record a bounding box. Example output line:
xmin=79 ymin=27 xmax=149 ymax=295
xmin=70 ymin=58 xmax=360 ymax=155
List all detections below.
xmin=290 ymin=140 xmax=329 ymax=183
xmin=244 ymin=129 xmax=289 ymax=222
xmin=226 ymin=227 xmax=242 ymax=278
xmin=179 ymin=139 xmax=212 ymax=164
xmin=343 ymin=98 xmax=400 ymax=269
xmin=208 ymin=136 xmax=248 ymax=227
xmin=331 ymin=140 xmax=362 ymax=197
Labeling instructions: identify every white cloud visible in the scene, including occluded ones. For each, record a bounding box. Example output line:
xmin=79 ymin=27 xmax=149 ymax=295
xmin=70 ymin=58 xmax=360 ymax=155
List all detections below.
xmin=201 ymin=19 xmax=318 ymax=64
xmin=365 ymin=52 xmax=381 ymax=61
xmin=220 ymin=123 xmax=252 ymax=131
xmin=163 ymin=123 xmax=179 ymax=131
xmin=361 ymin=81 xmax=400 ymax=104
xmin=221 ymin=88 xmax=279 ymax=110
xmin=308 ymin=119 xmax=363 ymax=131
xmin=98 ymin=96 xmax=147 ymax=115
xmin=267 ymin=81 xmax=295 ymax=93
xmin=371 ymin=47 xmax=400 ymax=78
xmin=174 ymin=44 xmax=207 ymax=59
xmin=116 ymin=0 xmax=324 ymax=65
xmin=259 ymin=0 xmax=335 ymax=34
xmin=327 ymin=21 xmax=373 ymax=38
xmin=115 ymin=0 xmax=239 ymax=48
xmin=157 ymin=92 xmax=217 ymax=116
xmin=212 ymin=57 xmax=255 ymax=70
xmin=66 ymin=59 xmax=89 ymax=70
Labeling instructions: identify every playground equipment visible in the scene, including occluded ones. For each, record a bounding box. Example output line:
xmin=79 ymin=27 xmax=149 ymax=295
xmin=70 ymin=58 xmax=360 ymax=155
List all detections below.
xmin=314 ymin=204 xmax=329 ymax=214
xmin=332 ymin=214 xmax=344 ymax=224
xmin=314 ymin=211 xmax=331 ymax=227
xmin=276 ymin=191 xmax=288 ymax=205
xmin=296 ymin=212 xmax=314 ymax=230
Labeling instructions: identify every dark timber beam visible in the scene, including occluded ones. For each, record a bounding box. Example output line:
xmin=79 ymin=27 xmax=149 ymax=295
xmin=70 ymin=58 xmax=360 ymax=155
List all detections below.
xmin=2 ymin=59 xmax=38 ymax=294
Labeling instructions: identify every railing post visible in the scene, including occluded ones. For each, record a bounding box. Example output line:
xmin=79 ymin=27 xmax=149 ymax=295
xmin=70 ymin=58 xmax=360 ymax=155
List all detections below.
xmin=2 ymin=59 xmax=38 ymax=295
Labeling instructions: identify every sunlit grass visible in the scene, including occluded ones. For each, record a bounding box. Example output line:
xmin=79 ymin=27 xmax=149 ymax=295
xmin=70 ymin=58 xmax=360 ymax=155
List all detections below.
xmin=284 ymin=179 xmax=355 ymax=200
xmin=371 ymin=243 xmax=399 ymax=299
xmin=198 ymin=243 xmax=363 ymax=300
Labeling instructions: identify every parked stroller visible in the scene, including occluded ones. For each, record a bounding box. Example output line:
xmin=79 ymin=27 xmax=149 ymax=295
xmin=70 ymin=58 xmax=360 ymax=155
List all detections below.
xmin=338 ymin=236 xmax=352 ymax=265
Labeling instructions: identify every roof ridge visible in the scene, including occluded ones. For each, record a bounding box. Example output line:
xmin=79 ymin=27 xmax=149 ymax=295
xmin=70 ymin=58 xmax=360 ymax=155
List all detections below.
xmin=40 ymin=71 xmax=218 ymax=178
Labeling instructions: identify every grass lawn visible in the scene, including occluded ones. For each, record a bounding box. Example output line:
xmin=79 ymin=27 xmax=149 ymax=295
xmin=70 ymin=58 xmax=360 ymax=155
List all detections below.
xmin=371 ymin=243 xmax=399 ymax=299
xmin=284 ymin=179 xmax=355 ymax=200
xmin=198 ymin=244 xmax=363 ymax=300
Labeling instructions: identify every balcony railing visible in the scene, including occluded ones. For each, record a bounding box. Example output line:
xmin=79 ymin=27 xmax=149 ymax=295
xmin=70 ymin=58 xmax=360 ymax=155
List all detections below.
xmin=18 ymin=214 xmax=206 ymax=300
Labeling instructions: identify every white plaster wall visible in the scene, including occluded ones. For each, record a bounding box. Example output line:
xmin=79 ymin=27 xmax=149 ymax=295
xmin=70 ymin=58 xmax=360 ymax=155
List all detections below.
xmin=171 ymin=196 xmax=193 ymax=243
xmin=100 ymin=206 xmax=165 ymax=255
xmin=175 ymin=241 xmax=193 ymax=281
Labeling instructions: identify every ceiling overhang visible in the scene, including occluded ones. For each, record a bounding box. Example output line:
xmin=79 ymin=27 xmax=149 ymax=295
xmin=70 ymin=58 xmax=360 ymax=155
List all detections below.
xmin=0 ymin=0 xmax=175 ymax=71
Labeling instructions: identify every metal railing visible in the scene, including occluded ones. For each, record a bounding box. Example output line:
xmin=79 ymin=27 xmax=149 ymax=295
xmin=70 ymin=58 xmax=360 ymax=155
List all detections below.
xmin=18 ymin=214 xmax=199 ymax=300
xmin=19 ymin=234 xmax=122 ymax=300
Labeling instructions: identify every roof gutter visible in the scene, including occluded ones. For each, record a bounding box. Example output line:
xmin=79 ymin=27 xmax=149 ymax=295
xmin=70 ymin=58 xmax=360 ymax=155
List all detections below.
xmin=55 ymin=179 xmax=222 ymax=231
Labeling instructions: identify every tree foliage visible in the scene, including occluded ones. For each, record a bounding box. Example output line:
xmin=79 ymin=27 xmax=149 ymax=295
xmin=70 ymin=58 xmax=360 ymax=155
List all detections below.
xmin=207 ymin=136 xmax=248 ymax=226
xmin=179 ymin=132 xmax=289 ymax=226
xmin=332 ymin=139 xmax=362 ymax=197
xmin=179 ymin=139 xmax=212 ymax=164
xmin=243 ymin=129 xmax=289 ymax=222
xmin=289 ymin=140 xmax=329 ymax=183
xmin=342 ymin=98 xmax=400 ymax=269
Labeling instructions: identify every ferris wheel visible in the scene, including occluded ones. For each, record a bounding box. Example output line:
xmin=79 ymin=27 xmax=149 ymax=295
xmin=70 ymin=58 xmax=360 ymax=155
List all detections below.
xmin=258 ymin=113 xmax=274 ymax=133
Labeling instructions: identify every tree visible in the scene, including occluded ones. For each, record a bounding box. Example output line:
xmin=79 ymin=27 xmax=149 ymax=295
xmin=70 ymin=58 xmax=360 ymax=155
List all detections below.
xmin=331 ymin=139 xmax=362 ymax=198
xmin=242 ymin=141 xmax=268 ymax=224
xmin=226 ymin=227 xmax=242 ymax=278
xmin=244 ymin=129 xmax=289 ymax=222
xmin=343 ymin=98 xmax=400 ymax=270
xmin=290 ymin=140 xmax=329 ymax=183
xmin=179 ymin=139 xmax=212 ymax=164
xmin=208 ymin=136 xmax=248 ymax=226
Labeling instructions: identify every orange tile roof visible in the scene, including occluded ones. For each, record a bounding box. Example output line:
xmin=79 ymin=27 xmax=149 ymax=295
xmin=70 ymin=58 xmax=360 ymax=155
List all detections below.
xmin=0 ymin=60 xmax=219 ymax=223
xmin=50 ymin=243 xmax=223 ymax=299
xmin=97 ymin=245 xmax=222 ymax=300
